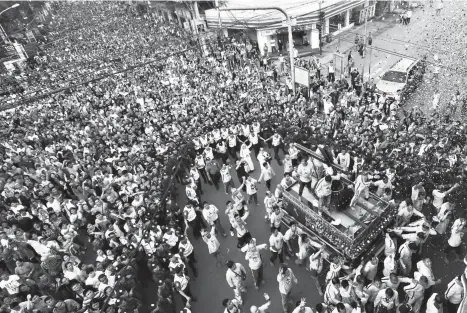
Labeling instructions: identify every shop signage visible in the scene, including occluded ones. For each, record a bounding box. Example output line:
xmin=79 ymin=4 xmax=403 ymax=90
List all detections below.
xmin=259 ymin=29 xmax=276 ymax=36
xmin=281 ymin=18 xmax=297 ymax=27
xmin=292 ymin=25 xmax=313 ymax=31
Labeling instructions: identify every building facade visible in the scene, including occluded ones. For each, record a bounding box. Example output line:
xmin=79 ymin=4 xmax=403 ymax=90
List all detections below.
xmin=204 ymin=0 xmax=377 ymax=55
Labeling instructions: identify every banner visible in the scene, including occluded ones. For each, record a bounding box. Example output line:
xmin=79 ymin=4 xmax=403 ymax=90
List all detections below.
xmin=294 ymin=66 xmax=310 ymax=87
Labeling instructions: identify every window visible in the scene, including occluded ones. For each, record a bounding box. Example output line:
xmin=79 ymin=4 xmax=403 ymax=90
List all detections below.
xmin=381 ymin=71 xmax=406 ymax=83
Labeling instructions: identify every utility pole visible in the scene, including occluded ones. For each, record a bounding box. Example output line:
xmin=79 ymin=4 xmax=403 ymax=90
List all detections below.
xmin=219 ymin=6 xmax=296 ymax=95
xmin=215 ymin=0 xmax=222 ymax=31
xmin=363 ymin=7 xmax=368 ymax=82
xmin=318 ymin=0 xmax=323 ymax=55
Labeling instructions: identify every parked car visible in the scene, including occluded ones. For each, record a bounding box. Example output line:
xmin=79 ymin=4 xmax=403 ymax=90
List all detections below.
xmin=375 ymin=57 xmax=425 ymax=103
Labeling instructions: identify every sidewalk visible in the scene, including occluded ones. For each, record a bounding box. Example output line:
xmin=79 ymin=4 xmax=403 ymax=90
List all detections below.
xmin=311 ymin=12 xmax=400 ymax=66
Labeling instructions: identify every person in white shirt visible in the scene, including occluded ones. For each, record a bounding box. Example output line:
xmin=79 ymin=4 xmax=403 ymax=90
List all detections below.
xmin=179 ymin=238 xmax=197 ymax=277
xmin=239 ymin=142 xmax=254 ymax=172
xmin=295 ymin=158 xmax=314 ymax=198
xmin=283 ymin=154 xmax=294 ymax=176
xmin=241 ymin=238 xmax=267 ymax=290
xmin=331 ymin=302 xmax=353 ymax=313
xmin=396 ymin=199 xmax=424 ymax=226
xmin=277 ymin=265 xmax=298 ymax=313
xmin=222 ymin=298 xmax=242 ymax=313
xmin=315 ymin=174 xmax=341 ymax=214
xmin=284 ymin=222 xmax=303 ymax=259
xmin=194 ymin=153 xmax=209 ymax=183
xmin=445 ymin=218 xmax=466 ymax=263
xmin=258 ymin=162 xmax=275 ymax=190
xmin=270 ymin=206 xmax=284 ymax=231
xmin=216 ymin=140 xmax=229 ymax=164
xmin=174 ymin=265 xmax=196 ymax=304
xmin=297 ymin=233 xmax=322 ymax=265
xmin=230 ymin=213 xmax=251 ymax=249
xmin=417 ymin=258 xmax=441 ymax=291
xmin=264 ymin=132 xmax=284 ymax=165
xmin=292 ymin=298 xmax=313 ymax=313
xmin=374 ymin=177 xmax=392 ymax=197
xmin=350 ymin=172 xmax=370 ymax=209
xmin=184 ymin=204 xmax=204 ymax=239
xmin=432 ymin=183 xmax=459 ymax=212
xmin=269 ymin=227 xmax=285 ymax=266
xmin=309 ymin=246 xmax=325 ymax=295
xmin=426 ymin=293 xmax=443 ymax=313
xmin=406 ymin=10 xmax=412 ymax=24
xmin=228 ymin=132 xmax=238 ymax=159
xmin=264 ymin=191 xmax=278 ymax=221
xmin=221 ymin=163 xmax=235 ymax=194
xmin=245 ymin=177 xmax=259 ymax=205
xmin=374 ymin=288 xmax=399 ymax=312
xmin=226 ymin=261 xmax=247 ymax=304
xmin=0 ymin=274 xmax=21 ymax=295
xmin=335 ymin=149 xmax=350 ymax=171
xmin=201 ymin=226 xmax=222 ymax=267
xmin=250 ymin=293 xmax=271 ymax=313
xmin=445 ymin=276 xmax=464 ymax=313
xmin=202 ymin=202 xmax=227 ymax=237
xmin=324 ymin=278 xmax=342 ymax=306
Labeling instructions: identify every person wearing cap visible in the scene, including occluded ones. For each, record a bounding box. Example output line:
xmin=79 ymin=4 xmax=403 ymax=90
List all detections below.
xmin=250 ymin=293 xmax=271 ymax=313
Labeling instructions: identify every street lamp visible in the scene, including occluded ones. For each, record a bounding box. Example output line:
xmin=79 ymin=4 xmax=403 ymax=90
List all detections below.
xmin=0 ymin=3 xmax=20 ymax=44
xmin=0 ymin=3 xmax=20 ymax=16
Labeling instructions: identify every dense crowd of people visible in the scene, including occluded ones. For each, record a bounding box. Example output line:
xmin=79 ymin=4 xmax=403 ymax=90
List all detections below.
xmin=0 ymin=2 xmax=466 ymax=313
